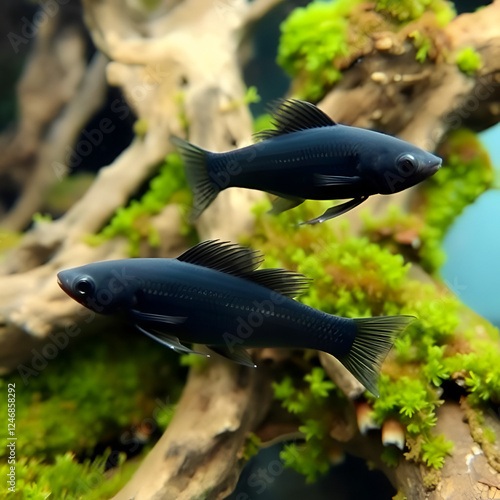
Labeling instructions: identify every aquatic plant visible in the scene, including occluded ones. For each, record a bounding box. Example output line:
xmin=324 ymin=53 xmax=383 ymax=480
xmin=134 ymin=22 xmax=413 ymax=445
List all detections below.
xmin=0 ymin=332 xmax=183 ymax=498
xmin=0 ymin=450 xmax=136 ymax=500
xmin=274 ymin=367 xmax=341 ymax=482
xmin=277 ymin=0 xmax=455 ymax=100
xmin=419 ymin=129 xmax=493 ymax=271
xmin=456 ymin=47 xmax=482 ymax=75
xmin=250 ymin=199 xmax=500 ymax=480
xmin=375 ymin=0 xmax=455 ymax=25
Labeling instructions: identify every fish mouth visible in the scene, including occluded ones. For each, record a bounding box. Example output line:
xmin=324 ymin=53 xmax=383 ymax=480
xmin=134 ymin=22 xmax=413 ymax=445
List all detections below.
xmin=57 ymin=271 xmax=74 ymax=298
xmin=428 ymin=155 xmax=442 ymax=174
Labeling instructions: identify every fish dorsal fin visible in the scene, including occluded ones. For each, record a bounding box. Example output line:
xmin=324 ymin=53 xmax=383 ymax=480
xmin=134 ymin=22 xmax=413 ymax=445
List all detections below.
xmin=177 ymin=240 xmax=310 ymax=298
xmin=177 ymin=240 xmax=263 ymax=277
xmin=245 ymin=268 xmax=310 ymax=298
xmin=254 ymin=99 xmax=336 ymax=141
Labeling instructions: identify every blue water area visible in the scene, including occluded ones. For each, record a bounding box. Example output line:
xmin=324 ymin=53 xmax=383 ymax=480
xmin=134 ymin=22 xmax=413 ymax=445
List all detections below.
xmin=441 ymin=123 xmax=500 ymax=328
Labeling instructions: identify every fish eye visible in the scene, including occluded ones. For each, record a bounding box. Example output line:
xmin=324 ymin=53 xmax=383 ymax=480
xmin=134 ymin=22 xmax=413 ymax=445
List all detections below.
xmin=74 ymin=278 xmax=95 ymax=296
xmin=396 ymin=153 xmax=417 ymax=175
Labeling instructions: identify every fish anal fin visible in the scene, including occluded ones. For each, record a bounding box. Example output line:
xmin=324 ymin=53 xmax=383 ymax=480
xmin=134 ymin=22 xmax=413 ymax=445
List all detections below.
xmin=254 ymin=99 xmax=336 ymax=141
xmin=300 ymin=196 xmax=368 ymax=225
xmin=246 ymin=268 xmax=310 ymax=298
xmin=208 ymin=345 xmax=256 ymax=368
xmin=314 ymin=174 xmax=362 ymax=187
xmin=135 ymin=324 xmax=209 ymax=357
xmin=269 ymin=196 xmax=305 ymax=215
xmin=177 ymin=240 xmax=263 ymax=277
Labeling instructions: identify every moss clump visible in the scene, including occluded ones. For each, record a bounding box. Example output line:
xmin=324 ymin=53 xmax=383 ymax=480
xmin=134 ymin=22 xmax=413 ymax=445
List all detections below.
xmin=0 ymin=335 xmax=181 ymax=462
xmin=274 ymin=367 xmax=342 ymax=482
xmin=277 ymin=0 xmax=363 ymax=101
xmin=277 ymin=0 xmax=455 ymax=101
xmin=249 ymin=197 xmax=500 ymax=475
xmin=0 ymin=330 xmax=184 ymax=498
xmin=88 ymin=153 xmax=193 ymax=256
xmin=409 ymin=30 xmax=433 ymax=63
xmin=0 ymin=450 xmax=137 ymax=500
xmin=376 ymin=0 xmax=455 ymax=25
xmin=419 ymin=129 xmax=493 ymax=271
xmin=456 ymin=47 xmax=482 ymax=75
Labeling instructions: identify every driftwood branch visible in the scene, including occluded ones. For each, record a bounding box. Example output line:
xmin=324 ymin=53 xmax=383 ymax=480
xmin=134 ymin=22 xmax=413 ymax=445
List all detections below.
xmin=2 ymin=1 xmax=500 ymax=499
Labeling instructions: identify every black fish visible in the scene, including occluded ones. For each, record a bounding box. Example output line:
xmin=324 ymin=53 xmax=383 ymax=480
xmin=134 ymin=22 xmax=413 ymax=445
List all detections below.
xmin=171 ymin=99 xmax=441 ymax=224
xmin=57 ymin=240 xmax=413 ymax=395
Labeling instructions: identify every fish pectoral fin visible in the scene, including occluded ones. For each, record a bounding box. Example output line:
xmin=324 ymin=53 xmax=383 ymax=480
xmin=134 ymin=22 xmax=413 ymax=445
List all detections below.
xmin=135 ymin=324 xmax=209 ymax=357
xmin=269 ymin=196 xmax=305 ymax=215
xmin=314 ymin=174 xmax=362 ymax=187
xmin=131 ymin=309 xmax=187 ymax=325
xmin=207 ymin=345 xmax=256 ymax=368
xmin=300 ymin=196 xmax=368 ymax=225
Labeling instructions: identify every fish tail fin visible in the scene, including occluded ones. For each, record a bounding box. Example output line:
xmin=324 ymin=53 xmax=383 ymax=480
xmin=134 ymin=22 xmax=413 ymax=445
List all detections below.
xmin=170 ymin=136 xmax=218 ymax=221
xmin=339 ymin=316 xmax=414 ymax=397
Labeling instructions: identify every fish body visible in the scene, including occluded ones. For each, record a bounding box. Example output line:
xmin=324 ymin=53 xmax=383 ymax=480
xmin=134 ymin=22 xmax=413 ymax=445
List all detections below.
xmin=57 ymin=240 xmax=413 ymax=395
xmin=172 ymin=99 xmax=442 ymax=224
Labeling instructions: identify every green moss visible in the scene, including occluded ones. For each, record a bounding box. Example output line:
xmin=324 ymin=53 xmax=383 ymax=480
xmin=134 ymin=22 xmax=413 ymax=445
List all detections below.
xmin=249 ymin=198 xmax=500 ymax=473
xmin=0 ymin=450 xmax=138 ymax=499
xmin=419 ymin=129 xmax=493 ymax=272
xmin=409 ymin=30 xmax=432 ymax=63
xmin=242 ymin=433 xmax=261 ymax=461
xmin=421 ymin=434 xmax=453 ymax=468
xmin=0 ymin=335 xmax=181 ymax=462
xmin=376 ymin=0 xmax=455 ymax=25
xmin=277 ymin=0 xmax=455 ymax=100
xmin=253 ymin=113 xmax=273 ymax=136
xmin=446 ymin=346 xmax=500 ymax=404
xmin=277 ymin=0 xmax=364 ymax=100
xmin=273 ymin=367 xmax=341 ymax=482
xmin=32 ymin=213 xmax=53 ymax=224
xmin=456 ymin=47 xmax=482 ymax=75
xmin=88 ymin=153 xmax=193 ymax=256
xmin=381 ymin=446 xmax=401 ymax=467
